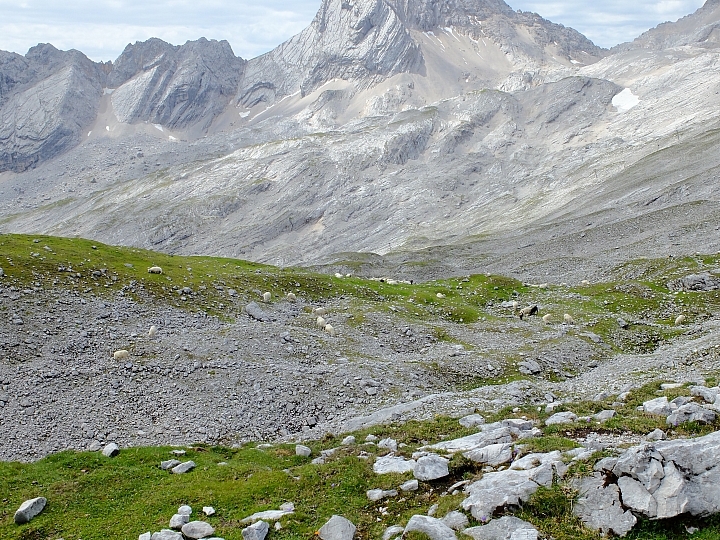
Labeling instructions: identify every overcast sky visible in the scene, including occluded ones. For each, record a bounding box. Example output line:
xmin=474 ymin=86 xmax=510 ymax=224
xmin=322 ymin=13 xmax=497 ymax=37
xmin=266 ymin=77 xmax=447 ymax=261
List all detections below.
xmin=0 ymin=0 xmax=707 ymax=62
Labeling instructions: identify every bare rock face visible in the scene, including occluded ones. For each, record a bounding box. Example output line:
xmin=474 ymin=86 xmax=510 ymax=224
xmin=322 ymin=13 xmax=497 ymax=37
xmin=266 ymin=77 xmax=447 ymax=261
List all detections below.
xmin=0 ymin=44 xmax=106 ymax=172
xmin=110 ymin=38 xmax=246 ymax=130
xmin=238 ymin=0 xmax=422 ymax=107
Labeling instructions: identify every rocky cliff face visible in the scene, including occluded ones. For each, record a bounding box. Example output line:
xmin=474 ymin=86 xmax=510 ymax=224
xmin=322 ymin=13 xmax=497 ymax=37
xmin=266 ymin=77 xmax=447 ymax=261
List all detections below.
xmin=109 ymin=38 xmax=246 ymax=129
xmin=0 ymin=44 xmax=107 ymax=173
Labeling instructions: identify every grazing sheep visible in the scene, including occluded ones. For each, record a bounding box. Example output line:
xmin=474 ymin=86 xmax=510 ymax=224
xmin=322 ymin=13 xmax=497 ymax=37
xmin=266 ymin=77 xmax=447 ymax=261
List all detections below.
xmin=324 ymin=324 xmax=336 ymax=337
xmin=313 ymin=307 xmax=326 ymax=316
xmin=148 ymin=325 xmax=158 ymax=337
xmin=262 ymin=292 xmax=271 ymax=302
xmin=564 ymin=314 xmax=574 ymax=325
xmin=542 ymin=314 xmax=552 ymax=324
xmin=148 ymin=266 xmax=163 ymax=274
xmin=581 ymin=280 xmax=590 ymax=286
xmin=335 ymin=272 xmax=344 ymax=278
xmin=519 ymin=305 xmax=539 ymax=320
xmin=512 ymin=301 xmax=518 ymax=310
xmin=287 ymin=292 xmax=297 ymax=302
xmin=675 ymin=315 xmax=686 ymax=326
xmin=436 ymin=293 xmax=446 ymax=299
xmin=316 ymin=316 xmax=327 ymax=329
xmin=113 ymin=350 xmax=130 ymax=360
xmin=387 ymin=279 xmax=398 ymax=285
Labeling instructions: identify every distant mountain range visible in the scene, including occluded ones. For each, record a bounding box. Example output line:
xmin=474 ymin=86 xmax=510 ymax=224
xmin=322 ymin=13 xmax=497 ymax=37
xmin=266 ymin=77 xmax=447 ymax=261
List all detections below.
xmin=1 ymin=0 xmax=719 ymax=281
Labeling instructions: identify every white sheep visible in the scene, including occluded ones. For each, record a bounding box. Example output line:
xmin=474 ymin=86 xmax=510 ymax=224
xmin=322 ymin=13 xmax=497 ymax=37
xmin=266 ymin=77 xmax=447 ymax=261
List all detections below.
xmin=334 ymin=272 xmax=344 ymax=278
xmin=262 ymin=292 xmax=271 ymax=302
xmin=563 ymin=313 xmax=574 ymax=325
xmin=148 ymin=266 xmax=163 ymax=274
xmin=519 ymin=305 xmax=538 ymax=319
xmin=148 ymin=325 xmax=158 ymax=337
xmin=324 ymin=324 xmax=336 ymax=336
xmin=436 ymin=293 xmax=446 ymax=299
xmin=581 ymin=280 xmax=590 ymax=286
xmin=512 ymin=301 xmax=518 ymax=310
xmin=542 ymin=314 xmax=552 ymax=324
xmin=113 ymin=350 xmax=130 ymax=360
xmin=316 ymin=316 xmax=327 ymax=329
xmin=387 ymin=279 xmax=398 ymax=285
xmin=675 ymin=315 xmax=686 ymax=326
xmin=287 ymin=292 xmax=297 ymax=302
xmin=313 ymin=307 xmax=326 ymax=316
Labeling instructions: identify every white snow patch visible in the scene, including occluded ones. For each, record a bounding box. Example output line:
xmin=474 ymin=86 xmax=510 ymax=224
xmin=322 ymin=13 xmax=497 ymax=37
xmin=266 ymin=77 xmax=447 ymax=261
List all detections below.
xmin=570 ymin=59 xmax=582 ymax=65
xmin=87 ymin=131 xmax=92 ymax=137
xmin=105 ymin=126 xmax=109 ymax=131
xmin=153 ymin=124 xmax=164 ymax=132
xmin=239 ymin=111 xmax=251 ymax=118
xmin=612 ymin=88 xmax=640 ymax=113
xmin=169 ymin=136 xmax=177 ymax=141
xmin=103 ymin=88 xmax=114 ymax=95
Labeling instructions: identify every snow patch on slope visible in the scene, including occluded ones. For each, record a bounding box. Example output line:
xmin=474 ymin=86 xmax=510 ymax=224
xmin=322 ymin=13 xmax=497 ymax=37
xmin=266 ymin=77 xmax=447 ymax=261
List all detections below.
xmin=612 ymin=88 xmax=640 ymax=113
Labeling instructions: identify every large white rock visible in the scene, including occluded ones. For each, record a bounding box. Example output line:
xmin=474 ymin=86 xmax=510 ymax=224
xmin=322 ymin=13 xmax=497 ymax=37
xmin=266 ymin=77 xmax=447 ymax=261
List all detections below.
xmin=459 ymin=414 xmax=485 ymax=428
xmin=318 ymin=515 xmax=356 ymax=540
xmin=182 ymin=521 xmax=215 ymax=539
xmin=296 ymin=445 xmax=312 ymax=457
xmin=666 ymin=403 xmax=716 ymax=426
xmin=151 ymin=530 xmax=183 ymax=540
xmin=463 ymin=516 xmax=538 ymax=540
xmin=462 ymin=462 xmax=555 ymax=520
xmin=573 ymin=474 xmax=637 ymax=537
xmin=373 ymin=455 xmax=416 ymax=474
xmin=14 ymin=497 xmax=47 ymax=524
xmin=441 ymin=511 xmax=469 ymax=531
xmin=242 ymin=520 xmax=269 ymax=540
xmin=643 ymin=397 xmax=671 ymax=416
xmin=544 ymin=412 xmax=577 ymax=426
xmin=172 ymin=461 xmax=196 ymax=474
xmin=367 ymin=488 xmax=398 ymax=501
xmin=463 ymin=443 xmax=512 ymax=466
xmin=102 ymin=442 xmax=119 ymax=457
xmin=241 ymin=508 xmax=294 ymax=523
xmin=617 ymin=476 xmax=656 ymax=517
xmin=404 ymin=515 xmax=457 ymax=540
xmin=169 ymin=513 xmax=189 ymax=529
xmin=414 ymin=454 xmax=449 ymax=481
xmin=426 ymin=429 xmax=511 ymax=454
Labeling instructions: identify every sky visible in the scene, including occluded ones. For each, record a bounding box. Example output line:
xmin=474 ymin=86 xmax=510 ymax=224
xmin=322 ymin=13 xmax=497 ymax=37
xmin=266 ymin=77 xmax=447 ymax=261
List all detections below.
xmin=0 ymin=0 xmax=708 ymax=62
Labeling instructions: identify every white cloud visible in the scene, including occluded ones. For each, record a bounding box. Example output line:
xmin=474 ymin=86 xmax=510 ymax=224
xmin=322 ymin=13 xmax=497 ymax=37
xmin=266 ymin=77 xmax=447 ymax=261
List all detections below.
xmin=510 ymin=0 xmax=706 ymax=48
xmin=0 ymin=0 xmax=710 ymax=60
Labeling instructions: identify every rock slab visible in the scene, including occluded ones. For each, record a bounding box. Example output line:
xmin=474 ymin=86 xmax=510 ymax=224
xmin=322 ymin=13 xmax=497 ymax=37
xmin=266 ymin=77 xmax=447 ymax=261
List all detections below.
xmin=318 ymin=515 xmax=356 ymax=540
xmin=242 ymin=520 xmax=269 ymax=540
xmin=14 ymin=497 xmax=47 ymax=524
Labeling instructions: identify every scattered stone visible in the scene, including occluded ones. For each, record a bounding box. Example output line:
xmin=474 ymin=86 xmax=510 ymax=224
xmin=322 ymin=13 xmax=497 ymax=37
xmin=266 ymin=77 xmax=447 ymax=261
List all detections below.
xmin=242 ymin=520 xmax=269 ymax=540
xmin=161 ymin=459 xmax=181 ymax=470
xmin=365 ymin=434 xmax=378 ymax=442
xmin=593 ymin=391 xmax=612 ymax=401
xmin=428 ymin=504 xmax=439 ymax=516
xmin=374 ymin=455 xmax=416 ymax=474
xmin=171 ymin=450 xmax=186 ymax=456
xmin=463 ymin=443 xmax=513 ymax=466
xmin=660 ymin=383 xmax=683 ymax=390
xmin=459 ymin=414 xmax=485 ymax=428
xmin=102 ymin=442 xmax=119 ymax=457
xmin=544 ymin=412 xmax=577 ymax=425
xmin=151 ymin=530 xmax=183 ymax=540
xmin=14 ymin=497 xmax=47 ymax=524
xmin=404 ymin=515 xmax=457 ymax=540
xmin=426 ymin=428 xmax=512 ymax=454
xmin=296 ymin=445 xmax=312 ymax=457
xmin=88 ymin=441 xmax=103 ymax=451
xmin=646 ymin=429 xmax=667 ymax=441
xmin=181 ymin=521 xmax=215 ymax=539
xmin=203 ymin=507 xmax=215 ymax=516
xmin=367 ymin=488 xmax=398 ymax=501
xmin=400 ymin=479 xmax=419 ymax=491
xmin=318 ymin=515 xmax=356 ymax=540
xmin=170 ymin=514 xmax=189 ymax=529
xmin=383 ymin=525 xmax=405 ymax=540
xmin=690 ymin=386 xmax=720 ymax=404
xmin=171 ymin=461 xmax=196 ymax=474
xmin=593 ymin=410 xmax=616 ymax=422
xmin=642 ymin=397 xmax=671 ymax=416
xmin=341 ymin=436 xmax=356 ymax=445
xmin=241 ymin=506 xmax=294 ymax=523
xmin=245 ymin=302 xmax=269 ymax=322
xmin=669 ymin=273 xmax=720 ymax=292
xmin=414 ymin=454 xmax=449 ymax=481
xmin=666 ymin=403 xmax=716 ymax=425
xmin=463 ymin=516 xmax=539 ymax=540
xmin=178 ymin=505 xmax=192 ymax=516
xmin=378 ymin=438 xmax=398 ymax=452
xmin=441 ymin=511 xmax=469 ymax=531
xmin=518 ymin=360 xmax=542 ymax=375
xmin=139 ymin=533 xmax=151 ymax=540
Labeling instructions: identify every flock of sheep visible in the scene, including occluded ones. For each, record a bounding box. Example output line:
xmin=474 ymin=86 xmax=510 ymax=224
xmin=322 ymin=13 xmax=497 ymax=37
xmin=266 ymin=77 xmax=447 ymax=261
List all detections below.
xmin=109 ymin=267 xmax=688 ymax=360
